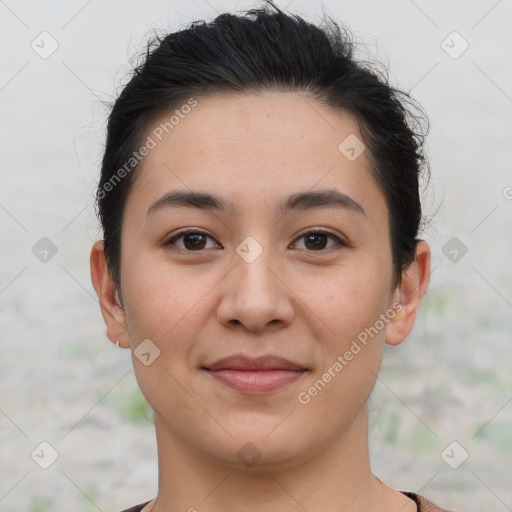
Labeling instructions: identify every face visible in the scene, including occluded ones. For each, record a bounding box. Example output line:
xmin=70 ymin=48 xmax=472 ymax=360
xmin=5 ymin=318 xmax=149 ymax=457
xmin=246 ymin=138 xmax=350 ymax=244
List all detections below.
xmin=99 ymin=91 xmax=411 ymax=469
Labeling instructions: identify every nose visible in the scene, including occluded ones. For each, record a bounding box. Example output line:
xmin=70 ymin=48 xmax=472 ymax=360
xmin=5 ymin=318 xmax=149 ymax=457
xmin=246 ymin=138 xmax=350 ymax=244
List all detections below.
xmin=216 ymin=245 xmax=295 ymax=332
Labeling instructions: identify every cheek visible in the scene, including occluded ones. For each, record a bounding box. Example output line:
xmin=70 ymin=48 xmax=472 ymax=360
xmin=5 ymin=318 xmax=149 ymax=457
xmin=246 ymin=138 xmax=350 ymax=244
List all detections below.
xmin=297 ymin=271 xmax=389 ymax=421
xmin=121 ymin=260 xmax=181 ymax=337
xmin=301 ymin=261 xmax=392 ymax=400
xmin=297 ymin=260 xmax=389 ymax=336
xmin=120 ymin=254 xmax=223 ymax=346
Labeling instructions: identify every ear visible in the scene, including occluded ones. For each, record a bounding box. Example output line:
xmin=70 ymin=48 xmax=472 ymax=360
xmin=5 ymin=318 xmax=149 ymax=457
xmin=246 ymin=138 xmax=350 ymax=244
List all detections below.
xmin=385 ymin=240 xmax=431 ymax=346
xmin=90 ymin=240 xmax=129 ymax=348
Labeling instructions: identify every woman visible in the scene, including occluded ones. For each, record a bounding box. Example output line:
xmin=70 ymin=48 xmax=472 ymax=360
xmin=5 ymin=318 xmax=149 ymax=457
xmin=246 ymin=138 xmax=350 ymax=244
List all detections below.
xmin=90 ymin=3 xmax=456 ymax=511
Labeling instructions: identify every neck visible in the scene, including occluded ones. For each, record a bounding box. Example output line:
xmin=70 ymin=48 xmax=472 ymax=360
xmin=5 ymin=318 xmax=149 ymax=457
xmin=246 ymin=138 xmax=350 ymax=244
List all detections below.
xmin=149 ymin=403 xmax=406 ymax=512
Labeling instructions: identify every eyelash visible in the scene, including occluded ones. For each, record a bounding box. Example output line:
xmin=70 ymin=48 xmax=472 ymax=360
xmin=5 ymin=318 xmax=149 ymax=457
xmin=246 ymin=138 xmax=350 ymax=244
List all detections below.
xmin=164 ymin=228 xmax=347 ymax=253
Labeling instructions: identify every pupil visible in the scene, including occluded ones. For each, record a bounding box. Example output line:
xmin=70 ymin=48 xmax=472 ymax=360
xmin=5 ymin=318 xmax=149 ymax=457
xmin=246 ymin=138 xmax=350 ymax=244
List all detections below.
xmin=306 ymin=233 xmax=326 ymax=250
xmin=185 ymin=234 xmax=205 ymax=250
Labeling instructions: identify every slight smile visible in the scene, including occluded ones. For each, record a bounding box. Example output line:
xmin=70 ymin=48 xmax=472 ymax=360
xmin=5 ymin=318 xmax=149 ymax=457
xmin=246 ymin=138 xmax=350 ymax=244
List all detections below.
xmin=202 ymin=354 xmax=310 ymax=394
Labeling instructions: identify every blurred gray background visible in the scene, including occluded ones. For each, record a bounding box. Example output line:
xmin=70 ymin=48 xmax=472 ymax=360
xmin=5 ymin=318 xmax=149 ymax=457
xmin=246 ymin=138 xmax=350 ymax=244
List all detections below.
xmin=0 ymin=0 xmax=511 ymax=510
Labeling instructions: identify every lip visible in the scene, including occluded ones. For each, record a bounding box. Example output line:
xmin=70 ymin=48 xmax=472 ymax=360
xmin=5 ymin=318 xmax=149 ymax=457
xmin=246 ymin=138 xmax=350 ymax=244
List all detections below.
xmin=204 ymin=354 xmax=307 ymax=372
xmin=202 ymin=354 xmax=308 ymax=394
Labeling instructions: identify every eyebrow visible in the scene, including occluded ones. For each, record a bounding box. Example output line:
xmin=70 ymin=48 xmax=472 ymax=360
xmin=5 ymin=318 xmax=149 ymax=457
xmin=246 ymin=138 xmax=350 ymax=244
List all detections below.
xmin=147 ymin=188 xmax=366 ymax=217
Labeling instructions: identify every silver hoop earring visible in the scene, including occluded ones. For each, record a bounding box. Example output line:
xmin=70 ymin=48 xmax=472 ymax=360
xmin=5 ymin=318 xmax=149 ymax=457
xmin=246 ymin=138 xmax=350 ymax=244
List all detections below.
xmin=116 ymin=340 xmax=120 ymax=348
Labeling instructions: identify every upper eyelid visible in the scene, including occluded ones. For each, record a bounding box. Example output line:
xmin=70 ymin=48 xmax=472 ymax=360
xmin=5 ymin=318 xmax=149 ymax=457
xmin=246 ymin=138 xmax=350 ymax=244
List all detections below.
xmin=165 ymin=229 xmax=219 ymax=246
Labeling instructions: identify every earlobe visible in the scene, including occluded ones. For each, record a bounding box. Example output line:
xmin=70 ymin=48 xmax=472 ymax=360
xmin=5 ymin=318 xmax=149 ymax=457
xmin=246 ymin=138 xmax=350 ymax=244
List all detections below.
xmin=385 ymin=240 xmax=431 ymax=347
xmin=90 ymin=241 xmax=129 ymax=348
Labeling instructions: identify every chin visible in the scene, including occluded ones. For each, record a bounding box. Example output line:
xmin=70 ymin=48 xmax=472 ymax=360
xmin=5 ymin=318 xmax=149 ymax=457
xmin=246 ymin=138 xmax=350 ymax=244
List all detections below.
xmin=204 ymin=429 xmax=313 ymax=472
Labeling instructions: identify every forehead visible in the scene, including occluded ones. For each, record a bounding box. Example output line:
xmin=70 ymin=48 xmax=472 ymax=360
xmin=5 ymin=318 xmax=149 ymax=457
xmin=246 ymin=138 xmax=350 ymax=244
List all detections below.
xmin=126 ymin=91 xmax=386 ymax=221
xmin=147 ymin=91 xmax=362 ymax=164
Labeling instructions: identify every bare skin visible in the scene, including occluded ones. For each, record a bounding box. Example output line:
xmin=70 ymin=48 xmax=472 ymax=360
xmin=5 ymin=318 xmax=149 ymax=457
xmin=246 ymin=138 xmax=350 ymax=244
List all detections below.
xmin=91 ymin=91 xmax=430 ymax=512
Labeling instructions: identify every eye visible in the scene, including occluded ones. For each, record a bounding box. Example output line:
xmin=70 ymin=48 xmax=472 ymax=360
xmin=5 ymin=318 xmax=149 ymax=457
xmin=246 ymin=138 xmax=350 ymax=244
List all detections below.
xmin=164 ymin=228 xmax=346 ymax=253
xmin=164 ymin=229 xmax=220 ymax=252
xmin=292 ymin=229 xmax=346 ymax=251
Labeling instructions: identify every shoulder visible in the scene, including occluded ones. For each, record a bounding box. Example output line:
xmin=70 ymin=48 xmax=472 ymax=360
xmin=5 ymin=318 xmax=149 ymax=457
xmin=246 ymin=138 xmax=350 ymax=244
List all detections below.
xmin=401 ymin=491 xmax=461 ymax=511
xmin=117 ymin=501 xmax=152 ymax=512
xmin=117 ymin=494 xmax=462 ymax=512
